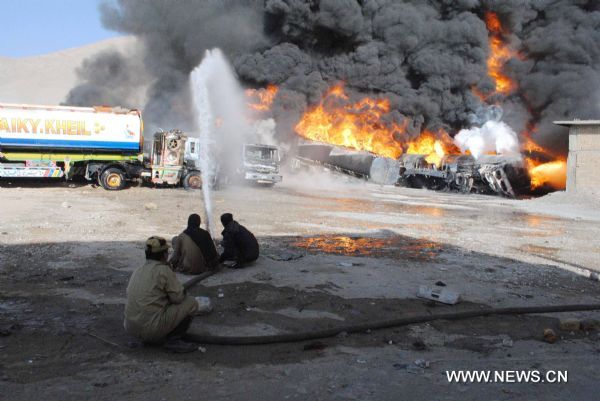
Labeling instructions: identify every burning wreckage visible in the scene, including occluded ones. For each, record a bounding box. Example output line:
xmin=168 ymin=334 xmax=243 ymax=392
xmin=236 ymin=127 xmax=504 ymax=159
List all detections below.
xmin=293 ymin=142 xmax=531 ymax=198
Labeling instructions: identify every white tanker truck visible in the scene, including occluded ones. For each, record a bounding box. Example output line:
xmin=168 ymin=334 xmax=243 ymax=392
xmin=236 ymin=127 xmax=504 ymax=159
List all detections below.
xmin=0 ymin=103 xmax=281 ymax=190
xmin=0 ymin=103 xmax=204 ymax=190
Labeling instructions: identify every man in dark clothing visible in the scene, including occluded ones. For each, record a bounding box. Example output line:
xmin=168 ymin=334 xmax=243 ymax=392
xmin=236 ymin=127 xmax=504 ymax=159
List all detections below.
xmin=218 ymin=213 xmax=259 ymax=267
xmin=170 ymin=214 xmax=219 ymax=273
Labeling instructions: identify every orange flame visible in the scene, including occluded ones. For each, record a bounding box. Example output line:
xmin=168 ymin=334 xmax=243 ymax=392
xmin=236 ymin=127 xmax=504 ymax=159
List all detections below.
xmin=484 ymin=12 xmax=518 ymax=96
xmin=295 ymin=84 xmax=403 ymax=159
xmin=295 ymin=84 xmax=458 ymax=163
xmin=246 ymin=84 xmax=279 ymax=111
xmin=520 ymin=127 xmax=567 ymax=189
xmin=288 ymin=12 xmax=566 ymax=193
xmin=480 ymin=12 xmax=566 ymax=191
xmin=521 ymin=133 xmax=546 ymax=154
xmin=526 ymin=158 xmax=567 ymax=190
xmin=407 ymin=130 xmax=457 ymax=166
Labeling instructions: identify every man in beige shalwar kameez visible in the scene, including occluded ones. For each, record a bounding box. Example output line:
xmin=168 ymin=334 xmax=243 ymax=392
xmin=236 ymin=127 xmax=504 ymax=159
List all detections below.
xmin=124 ymin=236 xmax=198 ymax=344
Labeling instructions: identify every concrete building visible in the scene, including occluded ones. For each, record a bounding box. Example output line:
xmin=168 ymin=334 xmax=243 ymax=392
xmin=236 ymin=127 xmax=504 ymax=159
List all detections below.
xmin=554 ymin=120 xmax=600 ymax=194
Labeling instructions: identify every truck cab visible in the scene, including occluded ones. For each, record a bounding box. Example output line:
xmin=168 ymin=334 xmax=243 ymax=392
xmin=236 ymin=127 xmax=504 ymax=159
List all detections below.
xmin=241 ymin=144 xmax=282 ymax=185
xmin=139 ymin=130 xmax=202 ymax=189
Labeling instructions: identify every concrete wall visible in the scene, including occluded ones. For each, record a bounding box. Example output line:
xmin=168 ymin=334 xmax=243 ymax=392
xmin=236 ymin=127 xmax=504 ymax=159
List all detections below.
xmin=567 ymin=125 xmax=600 ymax=193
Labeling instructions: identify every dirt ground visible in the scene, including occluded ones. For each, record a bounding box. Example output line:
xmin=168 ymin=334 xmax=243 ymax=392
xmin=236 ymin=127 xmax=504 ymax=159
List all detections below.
xmin=1 ymin=174 xmax=599 ymax=401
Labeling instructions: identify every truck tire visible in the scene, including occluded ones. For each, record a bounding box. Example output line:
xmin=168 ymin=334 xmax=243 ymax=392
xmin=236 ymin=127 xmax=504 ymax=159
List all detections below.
xmin=100 ymin=168 xmax=126 ymax=191
xmin=182 ymin=171 xmax=202 ymax=190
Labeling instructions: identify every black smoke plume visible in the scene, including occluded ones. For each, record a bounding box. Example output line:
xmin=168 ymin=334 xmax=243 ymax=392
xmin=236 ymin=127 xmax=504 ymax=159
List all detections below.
xmin=65 ymin=0 xmax=600 ymax=154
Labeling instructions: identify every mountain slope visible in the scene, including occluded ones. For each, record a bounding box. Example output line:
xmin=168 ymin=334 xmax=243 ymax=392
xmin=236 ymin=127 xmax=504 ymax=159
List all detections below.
xmin=0 ymin=36 xmax=137 ymax=106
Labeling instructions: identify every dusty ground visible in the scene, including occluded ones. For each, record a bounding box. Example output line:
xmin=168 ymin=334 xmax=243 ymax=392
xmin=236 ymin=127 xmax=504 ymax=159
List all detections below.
xmin=1 ymin=174 xmax=600 ymax=401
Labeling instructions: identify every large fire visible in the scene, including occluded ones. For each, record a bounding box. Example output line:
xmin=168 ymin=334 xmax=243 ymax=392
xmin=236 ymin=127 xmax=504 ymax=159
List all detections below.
xmin=484 ymin=12 xmax=519 ymax=96
xmin=481 ymin=12 xmax=567 ymax=191
xmin=295 ymin=83 xmax=459 ymax=162
xmin=246 ymin=84 xmax=279 ymax=111
xmin=521 ymin=132 xmax=567 ymax=190
xmin=526 ymin=159 xmax=567 ymax=190
xmin=249 ymin=12 xmax=568 ymax=194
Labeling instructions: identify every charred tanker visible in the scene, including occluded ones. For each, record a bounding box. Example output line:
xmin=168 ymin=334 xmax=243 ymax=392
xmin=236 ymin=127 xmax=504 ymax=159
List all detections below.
xmin=294 ymin=142 xmax=531 ymax=198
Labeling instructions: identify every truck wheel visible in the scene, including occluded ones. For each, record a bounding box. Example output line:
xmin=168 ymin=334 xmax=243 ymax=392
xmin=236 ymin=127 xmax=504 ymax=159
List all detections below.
xmin=100 ymin=168 xmax=126 ymax=191
xmin=183 ymin=172 xmax=202 ymax=190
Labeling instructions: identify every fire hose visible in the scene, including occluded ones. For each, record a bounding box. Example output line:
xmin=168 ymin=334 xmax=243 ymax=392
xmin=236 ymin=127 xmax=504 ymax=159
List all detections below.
xmin=181 ymin=273 xmax=600 ymax=346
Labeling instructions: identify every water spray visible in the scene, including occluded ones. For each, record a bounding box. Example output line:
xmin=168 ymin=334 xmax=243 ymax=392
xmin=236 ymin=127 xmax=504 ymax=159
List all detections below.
xmin=189 ymin=48 xmax=254 ymax=236
xmin=190 ymin=53 xmax=218 ymax=236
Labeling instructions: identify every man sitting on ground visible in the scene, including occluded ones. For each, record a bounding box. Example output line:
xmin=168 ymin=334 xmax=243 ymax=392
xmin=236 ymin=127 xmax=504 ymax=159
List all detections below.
xmin=124 ymin=236 xmax=198 ymax=344
xmin=218 ymin=213 xmax=259 ymax=268
xmin=170 ymin=214 xmax=219 ymax=274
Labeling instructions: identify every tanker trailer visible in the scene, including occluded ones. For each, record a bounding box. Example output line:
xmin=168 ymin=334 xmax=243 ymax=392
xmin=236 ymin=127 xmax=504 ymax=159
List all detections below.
xmin=0 ymin=103 xmax=203 ymax=190
xmin=0 ymin=103 xmax=143 ymax=189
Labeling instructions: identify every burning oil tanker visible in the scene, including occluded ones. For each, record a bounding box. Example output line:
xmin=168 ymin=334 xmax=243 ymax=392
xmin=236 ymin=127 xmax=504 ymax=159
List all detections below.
xmin=244 ymin=11 xmax=569 ymax=197
xmin=66 ymin=1 xmax=595 ymax=197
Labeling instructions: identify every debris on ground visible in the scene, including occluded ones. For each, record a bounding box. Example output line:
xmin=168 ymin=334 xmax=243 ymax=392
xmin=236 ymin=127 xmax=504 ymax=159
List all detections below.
xmin=194 ymin=296 xmax=213 ymax=314
xmin=143 ymin=202 xmax=158 ymax=210
xmin=303 ymin=341 xmax=327 ymax=351
xmin=581 ymin=319 xmax=600 ymax=331
xmin=0 ymin=324 xmax=15 ymax=337
xmin=416 ymin=285 xmax=461 ymax=305
xmin=265 ymin=252 xmax=303 ymax=261
xmin=126 ymin=339 xmax=144 ymax=349
xmin=253 ymin=271 xmax=273 ymax=281
xmin=412 ymin=340 xmax=428 ymax=351
xmin=543 ymin=328 xmax=558 ymax=344
xmin=559 ymin=319 xmax=581 ymax=331
xmin=414 ymin=359 xmax=430 ymax=369
xmin=163 ymin=339 xmax=199 ymax=353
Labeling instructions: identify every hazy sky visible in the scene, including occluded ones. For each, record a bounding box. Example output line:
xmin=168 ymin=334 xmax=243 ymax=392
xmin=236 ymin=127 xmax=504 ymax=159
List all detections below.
xmin=2 ymin=0 xmax=121 ymax=57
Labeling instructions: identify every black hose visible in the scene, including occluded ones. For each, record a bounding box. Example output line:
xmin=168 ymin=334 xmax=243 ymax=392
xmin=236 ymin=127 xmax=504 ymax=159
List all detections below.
xmin=185 ymin=303 xmax=600 ymax=345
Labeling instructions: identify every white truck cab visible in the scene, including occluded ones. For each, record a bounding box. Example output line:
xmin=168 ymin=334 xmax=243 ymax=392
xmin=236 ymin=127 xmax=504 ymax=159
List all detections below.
xmin=241 ymin=143 xmax=282 ymax=185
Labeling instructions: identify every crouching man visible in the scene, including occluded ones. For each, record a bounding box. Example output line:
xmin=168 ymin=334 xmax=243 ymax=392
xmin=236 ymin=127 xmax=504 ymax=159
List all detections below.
xmin=218 ymin=213 xmax=259 ymax=268
xmin=170 ymin=214 xmax=219 ymax=274
xmin=124 ymin=236 xmax=198 ymax=344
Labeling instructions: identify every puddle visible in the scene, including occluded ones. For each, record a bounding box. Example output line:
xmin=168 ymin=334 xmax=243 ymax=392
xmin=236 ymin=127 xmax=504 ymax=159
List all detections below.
xmin=517 ymin=244 xmax=560 ymax=257
xmin=399 ymin=205 xmax=447 ymax=217
xmin=514 ymin=213 xmax=566 ymax=228
xmin=504 ymin=213 xmax=567 ymax=237
xmin=290 ymin=235 xmax=441 ymax=261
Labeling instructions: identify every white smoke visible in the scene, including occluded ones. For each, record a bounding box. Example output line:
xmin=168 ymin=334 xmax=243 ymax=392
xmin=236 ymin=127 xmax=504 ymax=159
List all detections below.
xmin=454 ymin=120 xmax=521 ymax=159
xmin=251 ymin=118 xmax=277 ymax=145
xmin=250 ymin=118 xmax=292 ymax=154
xmin=190 ymin=48 xmax=251 ymax=236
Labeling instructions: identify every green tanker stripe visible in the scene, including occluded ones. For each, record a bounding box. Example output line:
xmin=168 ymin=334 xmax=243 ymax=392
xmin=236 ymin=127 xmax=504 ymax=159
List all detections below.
xmin=1 ymin=152 xmax=142 ymax=162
